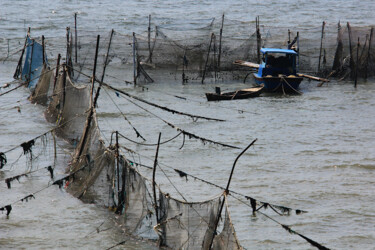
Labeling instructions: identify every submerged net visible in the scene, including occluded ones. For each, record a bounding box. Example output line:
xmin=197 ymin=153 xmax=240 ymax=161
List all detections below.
xmin=157 ymin=192 xmax=222 ymax=249
xmin=212 ymin=195 xmax=242 ymax=250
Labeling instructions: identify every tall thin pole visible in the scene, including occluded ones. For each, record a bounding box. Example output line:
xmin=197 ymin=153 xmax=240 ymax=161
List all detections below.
xmin=133 ymin=32 xmax=137 ymax=85
xmin=153 ymin=133 xmax=161 ymax=223
xmin=53 ymin=54 xmax=61 ymax=90
xmin=365 ymin=28 xmax=373 ymax=79
xmin=201 ymin=33 xmax=214 ymax=84
xmin=256 ymin=16 xmax=261 ymax=64
xmin=148 ymin=15 xmax=152 ymax=63
xmin=355 ymin=37 xmax=359 ymax=88
xmin=90 ymin=35 xmax=100 ymax=99
xmin=76 ymin=35 xmax=100 ymax=162
xmin=42 ymin=35 xmax=45 ymax=66
xmin=218 ymin=13 xmax=224 ymax=71
xmin=347 ymin=22 xmax=354 ymax=79
xmin=28 ymin=40 xmax=35 ymax=84
xmin=297 ymin=32 xmax=300 ymax=72
xmin=94 ymin=29 xmax=114 ymax=108
xmin=318 ymin=21 xmax=326 ymax=73
xmin=14 ymin=27 xmax=31 ymax=79
xmin=209 ymin=139 xmax=257 ymax=249
xmin=75 ymin=13 xmax=78 ymax=63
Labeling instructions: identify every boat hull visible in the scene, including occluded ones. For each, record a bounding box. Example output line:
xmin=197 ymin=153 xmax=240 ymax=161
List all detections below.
xmin=206 ymin=87 xmax=263 ymax=101
xmin=253 ymin=73 xmax=303 ymax=93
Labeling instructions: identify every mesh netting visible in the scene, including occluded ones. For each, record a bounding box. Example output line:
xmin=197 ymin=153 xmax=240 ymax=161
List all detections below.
xmin=157 ymin=192 xmax=221 ymax=249
xmin=29 ymin=65 xmax=53 ymax=105
xmin=45 ymin=67 xmax=91 ymax=143
xmin=212 ymin=195 xmax=242 ymax=250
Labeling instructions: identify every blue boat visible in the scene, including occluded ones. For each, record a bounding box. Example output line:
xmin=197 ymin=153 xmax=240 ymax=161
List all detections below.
xmin=253 ymin=48 xmax=303 ymax=92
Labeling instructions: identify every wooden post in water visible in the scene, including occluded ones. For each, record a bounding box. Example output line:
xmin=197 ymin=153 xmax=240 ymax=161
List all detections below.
xmin=288 ymin=29 xmax=291 ymax=46
xmin=201 ymin=33 xmax=214 ymax=84
xmin=209 ymin=139 xmax=257 ymax=249
xmin=94 ymin=29 xmax=114 ymax=108
xmin=133 ymin=32 xmax=137 ymax=85
xmin=152 ymin=133 xmax=161 ymax=224
xmin=218 ymin=13 xmax=224 ymax=71
xmin=318 ymin=21 xmax=326 ymax=73
xmin=91 ymin=35 xmax=100 ymax=99
xmin=76 ymin=35 xmax=100 ymax=162
xmin=365 ymin=28 xmax=373 ymax=79
xmin=148 ymin=15 xmax=152 ymax=63
xmin=297 ymin=31 xmax=300 ymax=72
xmin=28 ymin=39 xmax=35 ymax=84
xmin=347 ymin=22 xmax=354 ymax=79
xmin=62 ymin=63 xmax=67 ymax=106
xmin=42 ymin=35 xmax=45 ymax=66
xmin=66 ymin=27 xmax=70 ymax=63
xmin=115 ymin=131 xmax=121 ymax=214
xmin=74 ymin=13 xmax=78 ymax=63
xmin=14 ymin=27 xmax=31 ymax=79
xmin=256 ymin=16 xmax=261 ymax=64
xmin=355 ymin=37 xmax=360 ymax=88
xmin=53 ymin=54 xmax=61 ymax=90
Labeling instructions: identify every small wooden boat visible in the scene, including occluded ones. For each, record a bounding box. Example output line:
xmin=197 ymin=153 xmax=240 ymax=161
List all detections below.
xmin=205 ymin=86 xmax=263 ymax=101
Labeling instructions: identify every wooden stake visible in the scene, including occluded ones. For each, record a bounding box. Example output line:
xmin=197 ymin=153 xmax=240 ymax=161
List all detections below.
xmin=53 ymin=54 xmax=61 ymax=90
xmin=256 ymin=16 xmax=261 ymax=64
xmin=318 ymin=21 xmax=326 ymax=73
xmin=90 ymin=35 xmax=100 ymax=99
xmin=42 ymin=35 xmax=45 ymax=66
xmin=355 ymin=37 xmax=359 ymax=88
xmin=153 ymin=133 xmax=161 ymax=223
xmin=28 ymin=39 xmax=35 ymax=84
xmin=148 ymin=15 xmax=152 ymax=63
xmin=347 ymin=22 xmax=354 ymax=78
xmin=218 ymin=13 xmax=224 ymax=71
xmin=297 ymin=32 xmax=300 ymax=72
xmin=74 ymin=13 xmax=78 ymax=63
xmin=365 ymin=28 xmax=373 ymax=79
xmin=94 ymin=29 xmax=114 ymax=108
xmin=76 ymin=35 xmax=100 ymax=162
xmin=209 ymin=139 xmax=257 ymax=249
xmin=133 ymin=32 xmax=137 ymax=85
xmin=202 ymin=33 xmax=214 ymax=84
xmin=62 ymin=63 xmax=66 ymax=106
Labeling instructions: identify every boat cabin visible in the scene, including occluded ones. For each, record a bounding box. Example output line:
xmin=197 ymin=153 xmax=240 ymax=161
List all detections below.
xmin=257 ymin=48 xmax=298 ymax=77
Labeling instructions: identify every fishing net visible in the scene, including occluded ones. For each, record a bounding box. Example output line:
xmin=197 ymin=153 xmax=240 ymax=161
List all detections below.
xmin=157 ymin=192 xmax=222 ymax=249
xmin=45 ymin=67 xmax=91 ymax=143
xmin=29 ymin=65 xmax=53 ymax=105
xmin=212 ymin=195 xmax=242 ymax=250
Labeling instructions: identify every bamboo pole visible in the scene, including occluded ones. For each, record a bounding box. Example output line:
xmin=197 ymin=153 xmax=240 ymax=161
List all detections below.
xmin=42 ymin=35 xmax=45 ymax=66
xmin=201 ymin=33 xmax=214 ymax=84
xmin=133 ymin=32 xmax=137 ymax=85
xmin=297 ymin=32 xmax=300 ymax=72
xmin=90 ymin=35 xmax=100 ymax=99
xmin=148 ymin=15 xmax=152 ymax=63
xmin=76 ymin=35 xmax=100 ymax=162
xmin=62 ymin=63 xmax=66 ymax=106
xmin=365 ymin=28 xmax=373 ymax=79
xmin=218 ymin=13 xmax=224 ymax=71
xmin=53 ymin=54 xmax=61 ymax=90
xmin=355 ymin=37 xmax=359 ymax=87
xmin=93 ymin=29 xmax=114 ymax=108
xmin=14 ymin=27 xmax=30 ymax=79
xmin=318 ymin=21 xmax=326 ymax=73
xmin=28 ymin=40 xmax=35 ymax=84
xmin=347 ymin=22 xmax=354 ymax=78
xmin=209 ymin=139 xmax=257 ymax=249
xmin=256 ymin=16 xmax=261 ymax=64
xmin=75 ymin=13 xmax=78 ymax=63
xmin=152 ymin=133 xmax=161 ymax=223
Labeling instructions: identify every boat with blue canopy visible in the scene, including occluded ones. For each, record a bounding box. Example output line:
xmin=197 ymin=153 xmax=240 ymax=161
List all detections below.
xmin=253 ymin=48 xmax=303 ymax=92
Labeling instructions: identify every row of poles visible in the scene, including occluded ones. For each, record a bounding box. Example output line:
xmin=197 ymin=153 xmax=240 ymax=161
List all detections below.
xmin=317 ymin=21 xmax=374 ymax=87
